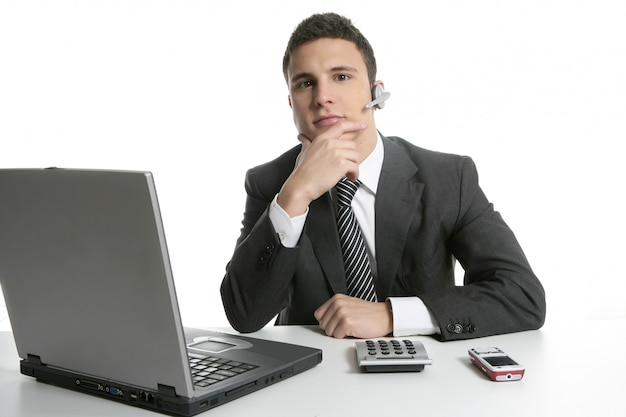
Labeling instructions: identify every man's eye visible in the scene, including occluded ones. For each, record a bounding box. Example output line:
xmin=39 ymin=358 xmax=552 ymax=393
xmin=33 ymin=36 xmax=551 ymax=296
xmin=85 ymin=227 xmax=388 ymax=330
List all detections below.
xmin=298 ymin=80 xmax=313 ymax=88
xmin=335 ymin=74 xmax=350 ymax=81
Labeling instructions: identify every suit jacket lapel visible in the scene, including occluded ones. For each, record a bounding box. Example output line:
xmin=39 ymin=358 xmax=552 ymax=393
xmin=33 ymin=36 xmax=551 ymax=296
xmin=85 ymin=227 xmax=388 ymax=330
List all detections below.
xmin=305 ymin=192 xmax=347 ymax=294
xmin=375 ymin=137 xmax=423 ymax=297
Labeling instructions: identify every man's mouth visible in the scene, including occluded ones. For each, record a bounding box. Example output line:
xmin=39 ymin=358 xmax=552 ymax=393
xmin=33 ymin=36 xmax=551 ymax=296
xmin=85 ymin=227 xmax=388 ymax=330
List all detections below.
xmin=314 ymin=115 xmax=344 ymax=127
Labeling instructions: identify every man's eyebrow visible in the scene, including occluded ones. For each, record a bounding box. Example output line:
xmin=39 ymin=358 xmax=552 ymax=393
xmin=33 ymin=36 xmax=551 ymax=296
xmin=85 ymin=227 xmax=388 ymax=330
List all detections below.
xmin=290 ymin=72 xmax=314 ymax=84
xmin=329 ymin=65 xmax=359 ymax=74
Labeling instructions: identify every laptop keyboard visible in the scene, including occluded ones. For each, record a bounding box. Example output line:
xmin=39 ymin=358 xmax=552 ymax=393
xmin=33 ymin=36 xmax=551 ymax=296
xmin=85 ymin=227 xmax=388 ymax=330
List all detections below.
xmin=189 ymin=355 xmax=259 ymax=387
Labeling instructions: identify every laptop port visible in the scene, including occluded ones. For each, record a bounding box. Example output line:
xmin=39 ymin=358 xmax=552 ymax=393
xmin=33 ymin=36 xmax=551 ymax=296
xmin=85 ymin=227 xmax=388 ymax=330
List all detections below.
xmin=106 ymin=386 xmax=123 ymax=396
xmin=139 ymin=391 xmax=155 ymax=404
xmin=75 ymin=378 xmax=103 ymax=392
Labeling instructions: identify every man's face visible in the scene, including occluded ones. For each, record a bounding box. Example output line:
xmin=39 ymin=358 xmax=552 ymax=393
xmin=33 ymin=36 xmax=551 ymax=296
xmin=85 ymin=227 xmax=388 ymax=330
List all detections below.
xmin=286 ymin=38 xmax=377 ymax=145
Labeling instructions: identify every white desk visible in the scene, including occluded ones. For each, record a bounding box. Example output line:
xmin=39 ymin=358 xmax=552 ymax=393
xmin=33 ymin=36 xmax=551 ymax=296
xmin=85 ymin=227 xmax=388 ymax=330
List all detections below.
xmin=1 ymin=320 xmax=624 ymax=417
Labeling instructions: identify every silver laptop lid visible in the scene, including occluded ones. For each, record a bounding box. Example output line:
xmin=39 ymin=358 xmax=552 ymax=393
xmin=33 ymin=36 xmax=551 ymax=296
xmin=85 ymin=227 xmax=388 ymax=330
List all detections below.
xmin=0 ymin=168 xmax=195 ymax=398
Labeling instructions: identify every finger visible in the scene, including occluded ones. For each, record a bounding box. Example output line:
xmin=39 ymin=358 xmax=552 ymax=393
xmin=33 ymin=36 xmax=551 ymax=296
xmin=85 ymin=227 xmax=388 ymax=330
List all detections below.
xmin=318 ymin=309 xmax=339 ymax=337
xmin=345 ymin=167 xmax=360 ymax=182
xmin=298 ymin=133 xmax=312 ymax=149
xmin=323 ymin=314 xmax=346 ymax=338
xmin=315 ymin=297 xmax=339 ymax=335
xmin=315 ymin=295 xmax=350 ymax=338
xmin=330 ymin=120 xmax=367 ymax=140
xmin=313 ymin=299 xmax=330 ymax=322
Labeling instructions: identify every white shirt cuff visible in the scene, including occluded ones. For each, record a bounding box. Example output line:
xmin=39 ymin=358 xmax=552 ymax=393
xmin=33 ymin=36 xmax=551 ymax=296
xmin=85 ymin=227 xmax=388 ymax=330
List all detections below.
xmin=268 ymin=194 xmax=307 ymax=248
xmin=387 ymin=297 xmax=440 ymax=336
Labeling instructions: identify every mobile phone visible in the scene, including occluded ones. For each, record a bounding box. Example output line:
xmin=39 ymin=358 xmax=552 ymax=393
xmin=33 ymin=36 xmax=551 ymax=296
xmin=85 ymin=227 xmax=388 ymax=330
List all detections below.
xmin=468 ymin=347 xmax=525 ymax=381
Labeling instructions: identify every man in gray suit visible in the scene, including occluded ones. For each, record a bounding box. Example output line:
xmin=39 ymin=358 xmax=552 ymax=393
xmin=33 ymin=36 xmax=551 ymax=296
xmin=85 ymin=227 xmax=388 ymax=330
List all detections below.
xmin=221 ymin=13 xmax=545 ymax=341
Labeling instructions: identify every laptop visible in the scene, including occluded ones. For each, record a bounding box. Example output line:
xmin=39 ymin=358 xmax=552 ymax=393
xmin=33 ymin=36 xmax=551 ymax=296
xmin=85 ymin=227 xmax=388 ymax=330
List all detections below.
xmin=0 ymin=168 xmax=322 ymax=416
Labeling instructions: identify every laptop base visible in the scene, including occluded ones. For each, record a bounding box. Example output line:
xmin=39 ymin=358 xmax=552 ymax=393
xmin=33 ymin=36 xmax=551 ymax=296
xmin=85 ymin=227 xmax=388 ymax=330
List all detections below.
xmin=21 ymin=350 xmax=319 ymax=416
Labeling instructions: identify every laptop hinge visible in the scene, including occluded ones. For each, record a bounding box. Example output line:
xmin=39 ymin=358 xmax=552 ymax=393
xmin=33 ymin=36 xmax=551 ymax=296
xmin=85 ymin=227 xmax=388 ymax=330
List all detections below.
xmin=158 ymin=383 xmax=177 ymax=397
xmin=27 ymin=354 xmax=43 ymax=366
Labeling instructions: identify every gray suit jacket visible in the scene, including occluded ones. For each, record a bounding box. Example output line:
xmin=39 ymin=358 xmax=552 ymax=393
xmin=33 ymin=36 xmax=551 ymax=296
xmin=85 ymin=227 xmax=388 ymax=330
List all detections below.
xmin=221 ymin=135 xmax=546 ymax=341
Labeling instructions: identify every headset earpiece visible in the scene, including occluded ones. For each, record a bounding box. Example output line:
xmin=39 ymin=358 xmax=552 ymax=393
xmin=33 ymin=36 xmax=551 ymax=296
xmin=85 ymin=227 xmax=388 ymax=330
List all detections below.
xmin=365 ymin=84 xmax=391 ymax=110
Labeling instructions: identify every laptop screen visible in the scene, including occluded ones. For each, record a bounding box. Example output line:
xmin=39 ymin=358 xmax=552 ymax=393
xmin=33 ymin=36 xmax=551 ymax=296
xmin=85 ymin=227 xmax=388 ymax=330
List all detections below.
xmin=0 ymin=169 xmax=195 ymax=398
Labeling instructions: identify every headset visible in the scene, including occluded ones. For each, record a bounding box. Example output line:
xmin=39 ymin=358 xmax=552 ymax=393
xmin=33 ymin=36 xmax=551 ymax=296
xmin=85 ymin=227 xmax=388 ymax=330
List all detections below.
xmin=365 ymin=84 xmax=391 ymax=110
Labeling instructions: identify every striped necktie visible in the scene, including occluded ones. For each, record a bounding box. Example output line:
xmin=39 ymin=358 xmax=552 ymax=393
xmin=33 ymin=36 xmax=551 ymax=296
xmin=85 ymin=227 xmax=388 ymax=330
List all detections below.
xmin=336 ymin=178 xmax=377 ymax=302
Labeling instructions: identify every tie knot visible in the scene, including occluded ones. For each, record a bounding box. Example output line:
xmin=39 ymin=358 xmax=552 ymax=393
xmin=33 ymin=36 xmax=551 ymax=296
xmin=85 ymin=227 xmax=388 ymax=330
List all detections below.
xmin=337 ymin=178 xmax=360 ymax=207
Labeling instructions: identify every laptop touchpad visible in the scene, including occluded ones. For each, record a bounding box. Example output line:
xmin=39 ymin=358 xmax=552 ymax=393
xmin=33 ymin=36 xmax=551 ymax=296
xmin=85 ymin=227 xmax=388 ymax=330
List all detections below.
xmin=188 ymin=336 xmax=253 ymax=353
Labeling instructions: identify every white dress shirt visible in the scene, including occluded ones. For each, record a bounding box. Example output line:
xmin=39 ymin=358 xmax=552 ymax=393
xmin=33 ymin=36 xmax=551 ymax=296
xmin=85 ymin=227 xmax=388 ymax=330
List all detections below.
xmin=268 ymin=134 xmax=440 ymax=336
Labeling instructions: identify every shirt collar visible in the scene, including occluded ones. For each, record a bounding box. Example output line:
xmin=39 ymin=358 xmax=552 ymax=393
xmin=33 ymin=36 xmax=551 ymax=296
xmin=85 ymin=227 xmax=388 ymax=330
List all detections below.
xmin=357 ymin=132 xmax=384 ymax=195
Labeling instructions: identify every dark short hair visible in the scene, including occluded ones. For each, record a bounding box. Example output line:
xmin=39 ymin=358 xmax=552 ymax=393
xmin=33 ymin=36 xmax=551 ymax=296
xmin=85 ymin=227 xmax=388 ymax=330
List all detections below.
xmin=282 ymin=13 xmax=377 ymax=85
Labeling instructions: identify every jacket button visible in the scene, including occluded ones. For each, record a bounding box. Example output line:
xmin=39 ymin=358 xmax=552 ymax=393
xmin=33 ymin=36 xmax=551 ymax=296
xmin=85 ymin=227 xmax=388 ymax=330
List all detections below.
xmin=258 ymin=243 xmax=276 ymax=268
xmin=446 ymin=323 xmax=463 ymax=334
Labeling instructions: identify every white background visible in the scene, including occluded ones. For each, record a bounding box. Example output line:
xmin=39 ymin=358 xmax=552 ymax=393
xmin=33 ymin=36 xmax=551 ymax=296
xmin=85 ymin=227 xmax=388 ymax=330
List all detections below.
xmin=1 ymin=0 xmax=624 ymax=332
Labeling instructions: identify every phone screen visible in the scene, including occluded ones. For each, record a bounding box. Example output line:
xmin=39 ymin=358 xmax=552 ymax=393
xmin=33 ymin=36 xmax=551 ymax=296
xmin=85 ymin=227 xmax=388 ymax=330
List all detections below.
xmin=484 ymin=356 xmax=518 ymax=367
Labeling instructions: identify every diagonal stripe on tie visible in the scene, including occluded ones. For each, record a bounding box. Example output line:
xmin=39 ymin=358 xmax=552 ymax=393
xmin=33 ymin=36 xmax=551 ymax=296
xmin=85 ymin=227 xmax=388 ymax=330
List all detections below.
xmin=336 ymin=178 xmax=377 ymax=302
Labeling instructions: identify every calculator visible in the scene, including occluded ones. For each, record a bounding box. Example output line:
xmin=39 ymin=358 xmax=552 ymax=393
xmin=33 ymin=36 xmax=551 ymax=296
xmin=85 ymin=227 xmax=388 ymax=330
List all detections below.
xmin=355 ymin=338 xmax=433 ymax=372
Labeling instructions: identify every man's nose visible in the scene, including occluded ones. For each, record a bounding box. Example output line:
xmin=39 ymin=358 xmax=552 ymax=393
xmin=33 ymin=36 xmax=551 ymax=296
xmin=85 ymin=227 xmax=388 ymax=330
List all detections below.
xmin=314 ymin=82 xmax=334 ymax=106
